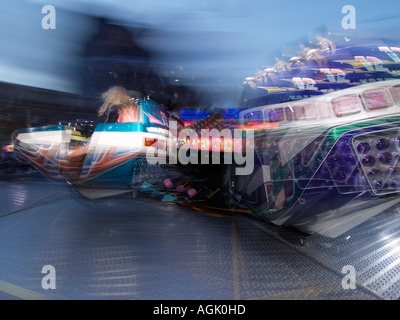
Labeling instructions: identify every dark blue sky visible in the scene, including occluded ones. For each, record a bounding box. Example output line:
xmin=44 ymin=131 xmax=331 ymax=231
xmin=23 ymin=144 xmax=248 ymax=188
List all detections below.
xmin=1 ymin=0 xmax=399 ymax=93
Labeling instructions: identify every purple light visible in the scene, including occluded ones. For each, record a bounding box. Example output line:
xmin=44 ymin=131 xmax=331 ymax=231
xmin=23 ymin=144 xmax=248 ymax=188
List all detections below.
xmin=376 ymin=138 xmax=390 ymax=150
xmin=375 ymin=180 xmax=388 ymax=189
xmin=374 ymin=180 xmax=384 ymax=188
xmin=357 ymin=142 xmax=370 ymax=154
xmin=379 ymin=152 xmax=393 ymax=164
xmin=362 ymin=155 xmax=376 ymax=167
xmin=385 ymin=166 xmax=397 ymax=175
xmin=368 ymin=168 xmax=381 ymax=178
xmin=392 ymin=179 xmax=400 ymax=188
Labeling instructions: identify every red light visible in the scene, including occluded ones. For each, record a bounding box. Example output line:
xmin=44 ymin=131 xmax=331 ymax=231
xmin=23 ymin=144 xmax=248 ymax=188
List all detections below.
xmin=144 ymin=137 xmax=158 ymax=146
xmin=285 ymin=107 xmax=293 ymax=121
xmin=293 ymin=104 xmax=317 ymax=120
xmin=331 ymin=94 xmax=361 ymax=117
xmin=362 ymin=87 xmax=395 ymax=110
xmin=266 ymin=108 xmax=285 ymax=123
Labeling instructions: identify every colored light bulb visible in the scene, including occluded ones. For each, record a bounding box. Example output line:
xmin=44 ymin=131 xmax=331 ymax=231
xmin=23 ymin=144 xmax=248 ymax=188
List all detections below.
xmin=379 ymin=152 xmax=393 ymax=164
xmin=357 ymin=142 xmax=370 ymax=154
xmin=385 ymin=166 xmax=397 ymax=176
xmin=376 ymin=138 xmax=389 ymax=150
xmin=368 ymin=168 xmax=381 ymax=178
xmin=362 ymin=155 xmax=375 ymax=166
xmin=374 ymin=180 xmax=383 ymax=188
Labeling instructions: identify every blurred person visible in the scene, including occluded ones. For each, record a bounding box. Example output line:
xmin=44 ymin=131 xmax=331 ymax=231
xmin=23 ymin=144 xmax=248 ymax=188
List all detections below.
xmin=66 ymin=86 xmax=143 ymax=169
xmin=65 ymin=86 xmax=183 ymax=174
xmin=97 ymin=86 xmax=143 ymax=123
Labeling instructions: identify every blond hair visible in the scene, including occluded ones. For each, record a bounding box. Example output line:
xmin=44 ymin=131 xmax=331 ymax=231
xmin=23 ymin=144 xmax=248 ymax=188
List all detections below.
xmin=98 ymin=86 xmax=140 ymax=117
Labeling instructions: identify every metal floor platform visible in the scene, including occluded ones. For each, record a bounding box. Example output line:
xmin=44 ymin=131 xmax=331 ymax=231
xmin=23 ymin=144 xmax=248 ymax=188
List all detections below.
xmin=0 ymin=174 xmax=399 ymax=300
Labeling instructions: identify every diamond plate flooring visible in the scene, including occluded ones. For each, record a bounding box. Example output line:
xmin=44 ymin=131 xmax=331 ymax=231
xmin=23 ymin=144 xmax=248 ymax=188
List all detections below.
xmin=0 ymin=174 xmax=398 ymax=300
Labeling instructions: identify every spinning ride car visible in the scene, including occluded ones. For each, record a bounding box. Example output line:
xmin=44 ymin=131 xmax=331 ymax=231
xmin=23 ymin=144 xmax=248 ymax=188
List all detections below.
xmin=11 ymin=87 xmax=186 ymax=201
xmin=226 ymin=80 xmax=400 ymax=238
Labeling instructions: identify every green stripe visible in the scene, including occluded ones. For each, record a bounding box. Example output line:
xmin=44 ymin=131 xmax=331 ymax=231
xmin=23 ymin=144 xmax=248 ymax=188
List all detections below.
xmin=330 ymin=116 xmax=400 ymax=140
